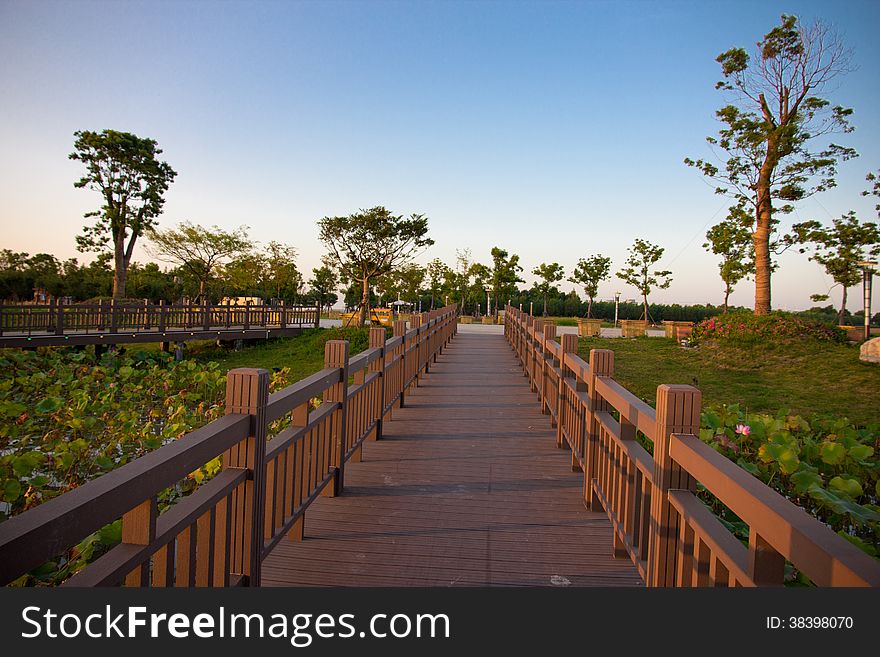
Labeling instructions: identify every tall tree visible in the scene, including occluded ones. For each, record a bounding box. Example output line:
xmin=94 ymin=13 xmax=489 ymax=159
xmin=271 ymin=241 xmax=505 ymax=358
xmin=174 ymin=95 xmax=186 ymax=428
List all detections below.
xmin=309 ymin=264 xmax=339 ymax=312
xmin=532 ymin=262 xmax=564 ymax=316
xmin=425 ymin=258 xmax=453 ymax=309
xmin=70 ymin=130 xmax=177 ymax=299
xmin=703 ymin=214 xmax=754 ymax=312
xmin=569 ymin=255 xmax=611 ymax=318
xmin=803 ymin=212 xmax=880 ymax=324
xmin=453 ymin=248 xmax=474 ymax=313
xmin=616 ymin=239 xmax=672 ymax=325
xmin=147 ymin=222 xmax=252 ymax=301
xmin=685 ymin=15 xmax=856 ymax=315
xmin=489 ymin=247 xmax=523 ymax=316
xmin=263 ymin=241 xmax=302 ymax=301
xmin=318 ymin=207 xmax=433 ymax=326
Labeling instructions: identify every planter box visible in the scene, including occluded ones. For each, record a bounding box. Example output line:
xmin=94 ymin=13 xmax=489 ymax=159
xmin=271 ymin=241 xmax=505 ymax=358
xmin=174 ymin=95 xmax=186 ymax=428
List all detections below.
xmin=620 ymin=320 xmax=647 ymax=337
xmin=481 ymin=316 xmax=495 ymax=325
xmin=577 ymin=318 xmax=602 ymax=337
xmin=458 ymin=316 xmax=473 ymax=324
xmin=662 ymin=320 xmax=694 ymax=339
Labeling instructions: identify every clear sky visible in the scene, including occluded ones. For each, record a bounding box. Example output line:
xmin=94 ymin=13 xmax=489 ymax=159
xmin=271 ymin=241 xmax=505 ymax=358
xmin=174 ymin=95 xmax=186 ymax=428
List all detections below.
xmin=1 ymin=0 xmax=878 ymax=309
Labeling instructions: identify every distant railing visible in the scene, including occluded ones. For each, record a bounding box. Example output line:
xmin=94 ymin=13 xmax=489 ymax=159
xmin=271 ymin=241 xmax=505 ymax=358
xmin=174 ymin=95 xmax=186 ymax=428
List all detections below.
xmin=0 ymin=299 xmax=321 ymax=337
xmin=0 ymin=306 xmax=458 ymax=586
xmin=504 ymin=305 xmax=880 ymax=587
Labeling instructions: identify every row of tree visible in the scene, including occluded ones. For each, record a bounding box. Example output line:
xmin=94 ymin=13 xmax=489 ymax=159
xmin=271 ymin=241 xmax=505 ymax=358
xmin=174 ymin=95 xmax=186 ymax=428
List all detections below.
xmin=0 ymin=242 xmax=341 ymax=311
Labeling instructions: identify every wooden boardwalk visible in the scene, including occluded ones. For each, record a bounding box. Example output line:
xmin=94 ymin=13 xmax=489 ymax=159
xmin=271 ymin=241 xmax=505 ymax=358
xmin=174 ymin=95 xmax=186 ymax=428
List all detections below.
xmin=262 ymin=330 xmax=643 ymax=587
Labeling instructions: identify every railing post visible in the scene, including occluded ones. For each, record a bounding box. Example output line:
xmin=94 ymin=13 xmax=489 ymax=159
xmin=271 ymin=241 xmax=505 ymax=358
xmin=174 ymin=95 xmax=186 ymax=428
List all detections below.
xmin=541 ymin=323 xmax=556 ymax=416
xmin=279 ymin=299 xmax=286 ymax=329
xmin=315 ymin=300 xmax=321 ymax=328
xmin=558 ymin=333 xmax=578 ymax=452
xmin=748 ymin=529 xmax=785 ymax=586
xmin=393 ymin=320 xmax=407 ymax=407
xmin=648 ymin=384 xmax=700 ymax=588
xmin=121 ymin=497 xmax=158 ymax=586
xmin=585 ymin=349 xmax=614 ymax=511
xmin=110 ymin=299 xmax=118 ymax=333
xmin=203 ymin=298 xmax=211 ymax=331
xmin=370 ymin=327 xmax=386 ymax=440
xmin=244 ymin=301 xmax=251 ymax=331
xmin=224 ymin=367 xmax=270 ymax=586
xmin=55 ymin=299 xmax=65 ymax=336
xmin=323 ymin=340 xmax=350 ymax=496
xmin=287 ymin=401 xmax=310 ymax=542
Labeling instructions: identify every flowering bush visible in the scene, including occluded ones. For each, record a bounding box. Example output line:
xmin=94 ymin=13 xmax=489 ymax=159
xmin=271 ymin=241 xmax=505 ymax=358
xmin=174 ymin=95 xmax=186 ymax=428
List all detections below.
xmin=699 ymin=404 xmax=879 ymax=575
xmin=687 ymin=311 xmax=847 ymax=345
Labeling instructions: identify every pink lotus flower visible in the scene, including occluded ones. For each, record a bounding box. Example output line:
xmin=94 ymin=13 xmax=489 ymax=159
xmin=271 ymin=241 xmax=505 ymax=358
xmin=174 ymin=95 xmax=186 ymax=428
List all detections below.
xmin=735 ymin=424 xmax=751 ymax=436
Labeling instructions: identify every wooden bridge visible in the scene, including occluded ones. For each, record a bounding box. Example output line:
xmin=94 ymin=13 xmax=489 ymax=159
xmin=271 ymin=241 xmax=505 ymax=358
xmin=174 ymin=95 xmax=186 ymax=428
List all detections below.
xmin=0 ymin=299 xmax=320 ymax=349
xmin=0 ymin=306 xmax=877 ymax=587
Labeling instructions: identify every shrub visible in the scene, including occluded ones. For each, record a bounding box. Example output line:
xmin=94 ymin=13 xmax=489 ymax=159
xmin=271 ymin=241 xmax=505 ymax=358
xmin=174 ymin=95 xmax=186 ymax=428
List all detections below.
xmin=688 ymin=311 xmax=847 ymax=345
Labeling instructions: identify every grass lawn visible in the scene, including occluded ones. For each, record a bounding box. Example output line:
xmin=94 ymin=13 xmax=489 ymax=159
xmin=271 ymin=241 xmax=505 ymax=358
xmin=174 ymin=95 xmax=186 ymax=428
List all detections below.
xmin=130 ymin=328 xmax=375 ymax=381
xmin=577 ymin=336 xmax=880 ymax=426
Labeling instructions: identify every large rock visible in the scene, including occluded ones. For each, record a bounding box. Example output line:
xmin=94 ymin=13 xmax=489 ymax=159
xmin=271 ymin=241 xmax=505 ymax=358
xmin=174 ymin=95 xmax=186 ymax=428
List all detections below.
xmin=859 ymin=337 xmax=880 ymax=363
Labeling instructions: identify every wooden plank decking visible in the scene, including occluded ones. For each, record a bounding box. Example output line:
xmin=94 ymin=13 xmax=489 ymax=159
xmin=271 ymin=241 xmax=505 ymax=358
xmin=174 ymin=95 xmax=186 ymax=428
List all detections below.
xmin=262 ymin=330 xmax=644 ymax=587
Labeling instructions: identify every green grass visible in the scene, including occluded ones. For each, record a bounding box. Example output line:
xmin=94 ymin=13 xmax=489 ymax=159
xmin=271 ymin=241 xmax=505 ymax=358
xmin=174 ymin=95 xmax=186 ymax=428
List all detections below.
xmin=577 ymin=336 xmax=880 ymax=427
xmin=128 ymin=328 xmax=376 ymax=381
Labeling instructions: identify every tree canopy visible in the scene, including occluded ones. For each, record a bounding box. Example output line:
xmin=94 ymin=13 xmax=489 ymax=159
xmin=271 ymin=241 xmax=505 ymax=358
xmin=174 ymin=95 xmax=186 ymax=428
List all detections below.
xmin=616 ymin=239 xmax=672 ymax=324
xmin=532 ymin=262 xmax=564 ymax=316
xmin=318 ymin=207 xmax=433 ymax=326
xmin=147 ymin=222 xmax=252 ymax=300
xmin=703 ymin=216 xmax=754 ymax=312
xmin=685 ymin=15 xmax=856 ymax=315
xmin=70 ymin=129 xmax=177 ymax=299
xmin=569 ymin=255 xmax=611 ymax=318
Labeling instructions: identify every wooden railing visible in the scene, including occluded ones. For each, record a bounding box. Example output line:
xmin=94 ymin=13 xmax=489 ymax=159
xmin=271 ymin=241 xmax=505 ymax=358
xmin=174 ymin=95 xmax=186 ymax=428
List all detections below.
xmin=504 ymin=305 xmax=880 ymax=587
xmin=0 ymin=299 xmax=320 ymax=337
xmin=0 ymin=306 xmax=458 ymax=586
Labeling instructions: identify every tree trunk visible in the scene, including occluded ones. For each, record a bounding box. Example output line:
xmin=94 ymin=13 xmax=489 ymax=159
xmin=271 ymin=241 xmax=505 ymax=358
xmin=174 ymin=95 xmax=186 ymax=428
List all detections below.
xmin=359 ymin=277 xmax=369 ymax=327
xmin=838 ymin=286 xmax=848 ymax=326
xmin=199 ymin=279 xmax=207 ymax=303
xmin=643 ymin=294 xmax=649 ymax=326
xmin=112 ymin=241 xmax=127 ymax=300
xmin=543 ymin=293 xmax=548 ymax=316
xmin=753 ymin=139 xmax=777 ymax=316
xmin=723 ymin=283 xmax=731 ymax=313
xmin=587 ymin=297 xmax=593 ymax=319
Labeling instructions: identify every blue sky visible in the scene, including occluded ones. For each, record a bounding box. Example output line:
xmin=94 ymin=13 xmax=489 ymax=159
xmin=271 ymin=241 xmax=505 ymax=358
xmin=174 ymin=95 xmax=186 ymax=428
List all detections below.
xmin=1 ymin=0 xmax=878 ymax=309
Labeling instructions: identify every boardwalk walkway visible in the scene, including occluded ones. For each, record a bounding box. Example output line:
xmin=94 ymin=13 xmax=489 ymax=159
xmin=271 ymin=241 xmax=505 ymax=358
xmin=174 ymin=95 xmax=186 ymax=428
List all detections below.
xmin=262 ymin=330 xmax=643 ymax=587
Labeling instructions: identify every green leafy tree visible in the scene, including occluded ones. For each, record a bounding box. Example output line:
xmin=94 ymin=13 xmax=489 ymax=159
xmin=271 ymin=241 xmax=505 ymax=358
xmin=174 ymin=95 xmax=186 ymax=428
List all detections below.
xmin=70 ymin=130 xmax=177 ymax=299
xmin=263 ymin=241 xmax=302 ymax=302
xmin=865 ymin=170 xmax=880 ymax=217
xmin=318 ymin=207 xmax=433 ymax=326
xmin=147 ymin=222 xmax=252 ymax=301
xmin=223 ymin=251 xmax=268 ymax=298
xmin=703 ymin=215 xmax=754 ymax=312
xmin=803 ymin=212 xmax=880 ymax=324
xmin=569 ymin=255 xmax=612 ymax=318
xmin=685 ymin=15 xmax=856 ymax=315
xmin=309 ymin=265 xmax=339 ymax=312
xmin=425 ymin=258 xmax=453 ymax=309
xmin=489 ymin=247 xmax=523 ymax=316
xmin=532 ymin=262 xmax=564 ymax=316
xmin=616 ymin=239 xmax=672 ymax=325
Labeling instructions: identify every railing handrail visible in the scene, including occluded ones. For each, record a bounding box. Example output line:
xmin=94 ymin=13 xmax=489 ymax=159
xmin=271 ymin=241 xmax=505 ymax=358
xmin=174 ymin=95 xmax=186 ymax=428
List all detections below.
xmin=503 ymin=304 xmax=880 ymax=588
xmin=0 ymin=305 xmax=459 ymax=587
xmin=669 ymin=432 xmax=880 ymax=587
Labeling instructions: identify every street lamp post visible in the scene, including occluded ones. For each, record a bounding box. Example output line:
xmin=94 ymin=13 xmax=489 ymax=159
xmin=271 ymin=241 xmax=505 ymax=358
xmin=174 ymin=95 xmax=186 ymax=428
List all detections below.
xmin=614 ymin=292 xmax=621 ymax=328
xmin=858 ymin=261 xmax=877 ymax=341
xmin=486 ymin=287 xmax=491 ymax=319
